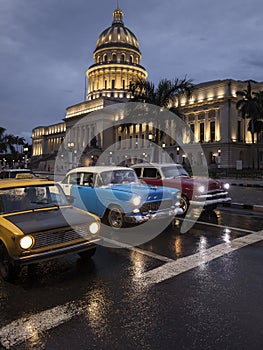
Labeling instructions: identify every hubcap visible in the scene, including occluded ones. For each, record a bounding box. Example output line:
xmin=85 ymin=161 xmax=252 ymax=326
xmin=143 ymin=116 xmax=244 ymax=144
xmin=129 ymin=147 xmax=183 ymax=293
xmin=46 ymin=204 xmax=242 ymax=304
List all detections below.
xmin=108 ymin=208 xmax=123 ymax=228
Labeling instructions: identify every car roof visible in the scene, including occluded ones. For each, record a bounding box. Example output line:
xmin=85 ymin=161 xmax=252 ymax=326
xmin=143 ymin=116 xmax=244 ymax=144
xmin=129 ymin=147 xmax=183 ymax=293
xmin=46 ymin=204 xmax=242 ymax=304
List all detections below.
xmin=131 ymin=163 xmax=181 ymax=167
xmin=0 ymin=178 xmax=55 ymax=190
xmin=66 ymin=166 xmax=132 ymax=174
xmin=1 ymin=168 xmax=33 ymax=172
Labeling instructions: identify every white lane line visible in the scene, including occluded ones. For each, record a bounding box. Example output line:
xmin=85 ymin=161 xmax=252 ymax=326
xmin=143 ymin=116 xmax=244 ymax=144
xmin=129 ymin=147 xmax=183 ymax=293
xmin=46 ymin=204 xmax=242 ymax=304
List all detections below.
xmin=0 ymin=300 xmax=85 ymax=349
xmin=176 ymin=217 xmax=256 ymax=234
xmin=1 ymin=230 xmax=263 ymax=349
xmin=102 ymin=237 xmax=174 ymax=262
xmin=142 ymin=230 xmax=263 ymax=285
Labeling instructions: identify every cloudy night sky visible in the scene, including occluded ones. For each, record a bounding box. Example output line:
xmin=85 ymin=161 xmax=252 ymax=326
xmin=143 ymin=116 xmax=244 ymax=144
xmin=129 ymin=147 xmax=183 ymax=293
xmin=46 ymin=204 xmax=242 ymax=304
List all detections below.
xmin=1 ymin=0 xmax=263 ymax=142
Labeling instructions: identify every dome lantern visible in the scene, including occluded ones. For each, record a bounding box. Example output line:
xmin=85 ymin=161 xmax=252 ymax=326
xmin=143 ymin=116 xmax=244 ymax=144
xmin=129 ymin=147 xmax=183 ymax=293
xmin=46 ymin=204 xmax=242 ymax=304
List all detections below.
xmin=113 ymin=8 xmax=124 ymax=25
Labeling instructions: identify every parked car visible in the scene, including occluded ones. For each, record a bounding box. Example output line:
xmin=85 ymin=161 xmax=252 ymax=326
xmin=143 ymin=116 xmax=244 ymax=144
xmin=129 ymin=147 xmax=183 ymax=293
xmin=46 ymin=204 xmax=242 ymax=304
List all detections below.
xmin=0 ymin=177 xmax=101 ymax=282
xmin=0 ymin=168 xmax=37 ymax=179
xmin=131 ymin=163 xmax=231 ymax=215
xmin=60 ymin=166 xmax=182 ymax=228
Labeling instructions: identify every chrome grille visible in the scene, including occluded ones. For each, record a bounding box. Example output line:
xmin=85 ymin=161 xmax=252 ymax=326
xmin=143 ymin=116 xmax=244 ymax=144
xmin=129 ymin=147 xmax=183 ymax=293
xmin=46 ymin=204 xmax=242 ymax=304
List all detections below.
xmin=33 ymin=224 xmax=91 ymax=249
xmin=140 ymin=200 xmax=173 ymax=213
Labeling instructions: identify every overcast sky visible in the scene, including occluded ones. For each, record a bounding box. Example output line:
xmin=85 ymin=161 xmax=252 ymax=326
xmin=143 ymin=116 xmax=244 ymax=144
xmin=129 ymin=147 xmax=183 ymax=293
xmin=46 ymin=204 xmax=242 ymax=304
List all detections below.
xmin=1 ymin=0 xmax=263 ymax=142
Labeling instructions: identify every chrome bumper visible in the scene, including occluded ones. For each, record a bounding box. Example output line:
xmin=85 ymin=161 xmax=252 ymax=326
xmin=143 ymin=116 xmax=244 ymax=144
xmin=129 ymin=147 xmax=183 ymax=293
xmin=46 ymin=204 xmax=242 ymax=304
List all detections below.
xmin=14 ymin=238 xmax=102 ymax=266
xmin=125 ymin=207 xmax=183 ymax=224
xmin=190 ymin=197 xmax=232 ymax=207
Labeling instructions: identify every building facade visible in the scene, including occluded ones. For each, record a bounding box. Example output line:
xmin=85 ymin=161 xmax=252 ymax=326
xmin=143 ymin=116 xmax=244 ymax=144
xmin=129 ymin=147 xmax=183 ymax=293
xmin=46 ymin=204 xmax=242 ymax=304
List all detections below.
xmin=32 ymin=7 xmax=263 ymax=171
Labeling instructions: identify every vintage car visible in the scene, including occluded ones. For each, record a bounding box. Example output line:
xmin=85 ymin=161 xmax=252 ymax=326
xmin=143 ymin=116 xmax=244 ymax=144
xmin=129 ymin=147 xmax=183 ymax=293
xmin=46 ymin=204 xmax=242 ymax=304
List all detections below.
xmin=132 ymin=163 xmax=231 ymax=215
xmin=60 ymin=166 xmax=182 ymax=228
xmin=0 ymin=177 xmax=101 ymax=282
xmin=0 ymin=168 xmax=36 ymax=179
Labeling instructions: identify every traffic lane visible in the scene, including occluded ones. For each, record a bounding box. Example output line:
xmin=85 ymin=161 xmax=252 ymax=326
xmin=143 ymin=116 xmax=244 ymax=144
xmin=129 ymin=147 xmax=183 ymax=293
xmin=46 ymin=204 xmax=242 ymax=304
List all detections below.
xmin=10 ymin=234 xmax=263 ymax=350
xmin=228 ymin=185 xmax=263 ymax=206
xmin=0 ymin=245 xmax=164 ymax=331
xmin=137 ymin=208 xmax=263 ymax=261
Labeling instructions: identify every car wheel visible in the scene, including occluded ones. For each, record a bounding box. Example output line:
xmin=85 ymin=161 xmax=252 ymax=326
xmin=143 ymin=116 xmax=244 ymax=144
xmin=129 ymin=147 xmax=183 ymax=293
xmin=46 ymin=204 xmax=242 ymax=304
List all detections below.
xmin=180 ymin=195 xmax=189 ymax=215
xmin=0 ymin=244 xmax=21 ymax=282
xmin=78 ymin=247 xmax=97 ymax=260
xmin=106 ymin=205 xmax=125 ymax=228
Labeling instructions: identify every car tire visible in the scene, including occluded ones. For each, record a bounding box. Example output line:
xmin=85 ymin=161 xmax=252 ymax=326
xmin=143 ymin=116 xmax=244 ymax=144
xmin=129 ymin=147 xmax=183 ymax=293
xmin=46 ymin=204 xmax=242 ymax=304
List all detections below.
xmin=180 ymin=195 xmax=189 ymax=215
xmin=0 ymin=244 xmax=21 ymax=282
xmin=78 ymin=247 xmax=97 ymax=260
xmin=105 ymin=205 xmax=125 ymax=228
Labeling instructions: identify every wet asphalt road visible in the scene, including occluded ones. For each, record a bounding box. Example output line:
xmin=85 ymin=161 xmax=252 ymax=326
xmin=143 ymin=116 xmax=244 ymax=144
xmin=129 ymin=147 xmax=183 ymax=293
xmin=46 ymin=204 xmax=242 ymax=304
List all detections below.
xmin=1 ymin=208 xmax=263 ymax=350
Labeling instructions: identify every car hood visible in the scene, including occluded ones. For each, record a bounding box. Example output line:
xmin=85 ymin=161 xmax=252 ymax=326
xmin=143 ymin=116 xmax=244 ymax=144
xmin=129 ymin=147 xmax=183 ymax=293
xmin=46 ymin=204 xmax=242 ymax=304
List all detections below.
xmin=106 ymin=183 xmax=176 ymax=201
xmin=162 ymin=177 xmax=223 ymax=191
xmin=4 ymin=207 xmax=95 ymax=235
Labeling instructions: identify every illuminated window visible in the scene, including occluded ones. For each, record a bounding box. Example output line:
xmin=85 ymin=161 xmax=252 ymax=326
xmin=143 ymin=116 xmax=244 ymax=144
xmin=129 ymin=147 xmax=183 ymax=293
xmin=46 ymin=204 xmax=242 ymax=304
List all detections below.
xmin=210 ymin=121 xmax=215 ymax=142
xmin=200 ymin=123 xmax=204 ymax=143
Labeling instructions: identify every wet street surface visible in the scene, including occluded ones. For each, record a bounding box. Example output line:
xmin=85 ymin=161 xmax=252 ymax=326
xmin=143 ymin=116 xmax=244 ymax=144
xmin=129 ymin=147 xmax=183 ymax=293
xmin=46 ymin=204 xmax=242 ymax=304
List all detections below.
xmin=1 ymin=208 xmax=263 ymax=349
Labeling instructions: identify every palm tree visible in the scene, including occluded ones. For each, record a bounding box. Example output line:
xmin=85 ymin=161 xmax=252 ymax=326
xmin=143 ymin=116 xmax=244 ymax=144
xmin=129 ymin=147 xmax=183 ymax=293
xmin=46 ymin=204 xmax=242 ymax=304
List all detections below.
xmin=236 ymin=81 xmax=263 ymax=168
xmin=128 ymin=76 xmax=194 ymax=144
xmin=236 ymin=81 xmax=260 ymax=144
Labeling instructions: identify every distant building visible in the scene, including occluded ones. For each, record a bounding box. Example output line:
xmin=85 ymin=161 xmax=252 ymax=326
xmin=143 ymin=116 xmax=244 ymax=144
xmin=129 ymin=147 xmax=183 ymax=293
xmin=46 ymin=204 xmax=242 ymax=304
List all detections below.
xmin=32 ymin=7 xmax=263 ymax=171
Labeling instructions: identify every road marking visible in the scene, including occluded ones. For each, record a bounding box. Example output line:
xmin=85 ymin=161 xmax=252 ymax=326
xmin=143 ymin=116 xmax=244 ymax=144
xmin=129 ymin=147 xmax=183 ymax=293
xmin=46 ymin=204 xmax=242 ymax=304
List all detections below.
xmin=102 ymin=237 xmax=174 ymax=262
xmin=0 ymin=301 xmax=85 ymax=349
xmin=1 ymin=229 xmax=263 ymax=349
xmin=141 ymin=230 xmax=263 ymax=285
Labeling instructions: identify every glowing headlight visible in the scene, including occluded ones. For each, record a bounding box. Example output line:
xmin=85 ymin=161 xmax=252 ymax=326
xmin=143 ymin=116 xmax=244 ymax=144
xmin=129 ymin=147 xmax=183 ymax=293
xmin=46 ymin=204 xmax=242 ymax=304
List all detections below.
xmin=198 ymin=185 xmax=205 ymax=193
xmin=131 ymin=196 xmax=141 ymax=206
xmin=223 ymin=183 xmax=230 ymax=190
xmin=89 ymin=222 xmax=100 ymax=234
xmin=19 ymin=235 xmax=34 ymax=250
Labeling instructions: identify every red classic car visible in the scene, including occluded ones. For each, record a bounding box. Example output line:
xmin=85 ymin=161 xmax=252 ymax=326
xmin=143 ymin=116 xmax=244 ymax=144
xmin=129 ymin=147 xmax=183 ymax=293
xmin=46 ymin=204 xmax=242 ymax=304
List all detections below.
xmin=131 ymin=163 xmax=231 ymax=215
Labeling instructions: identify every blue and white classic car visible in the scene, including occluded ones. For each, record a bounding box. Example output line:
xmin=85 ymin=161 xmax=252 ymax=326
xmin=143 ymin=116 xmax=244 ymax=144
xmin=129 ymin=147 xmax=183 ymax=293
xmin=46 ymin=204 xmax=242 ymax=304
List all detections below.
xmin=60 ymin=166 xmax=182 ymax=228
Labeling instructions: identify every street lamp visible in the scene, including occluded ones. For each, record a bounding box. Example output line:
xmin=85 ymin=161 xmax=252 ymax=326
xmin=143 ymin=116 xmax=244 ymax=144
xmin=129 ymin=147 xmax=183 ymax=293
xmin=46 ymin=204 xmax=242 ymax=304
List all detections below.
xmin=67 ymin=142 xmax=75 ymax=169
xmin=162 ymin=143 xmax=166 ymax=162
xmin=23 ymin=147 xmax=29 ymax=169
xmin=176 ymin=146 xmax=180 ymax=164
xmin=218 ymin=148 xmax=221 ymax=168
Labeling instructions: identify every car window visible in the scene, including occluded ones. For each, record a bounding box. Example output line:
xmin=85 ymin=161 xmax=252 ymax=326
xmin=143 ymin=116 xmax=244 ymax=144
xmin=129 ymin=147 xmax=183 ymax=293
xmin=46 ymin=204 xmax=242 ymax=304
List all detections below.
xmin=67 ymin=173 xmax=82 ymax=185
xmin=162 ymin=166 xmax=189 ymax=178
xmin=82 ymin=172 xmax=95 ymax=187
xmin=143 ymin=168 xmax=161 ymax=178
xmin=133 ymin=168 xmax=142 ymax=177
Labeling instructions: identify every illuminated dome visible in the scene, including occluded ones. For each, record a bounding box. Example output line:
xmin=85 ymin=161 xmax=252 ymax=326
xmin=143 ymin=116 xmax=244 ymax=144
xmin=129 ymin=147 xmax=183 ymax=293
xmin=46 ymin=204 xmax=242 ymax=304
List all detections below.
xmin=96 ymin=8 xmax=140 ymax=52
xmin=86 ymin=7 xmax=147 ymax=101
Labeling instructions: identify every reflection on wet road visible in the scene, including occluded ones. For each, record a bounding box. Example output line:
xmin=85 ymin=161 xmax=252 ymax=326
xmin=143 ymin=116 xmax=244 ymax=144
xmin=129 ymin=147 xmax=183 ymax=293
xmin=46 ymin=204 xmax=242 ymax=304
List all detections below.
xmin=1 ymin=208 xmax=263 ymax=349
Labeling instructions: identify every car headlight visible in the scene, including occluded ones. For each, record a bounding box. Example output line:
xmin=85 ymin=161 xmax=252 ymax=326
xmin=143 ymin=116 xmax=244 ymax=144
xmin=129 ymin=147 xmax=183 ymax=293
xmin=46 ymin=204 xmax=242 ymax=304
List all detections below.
xmin=198 ymin=185 xmax=205 ymax=193
xmin=223 ymin=183 xmax=230 ymax=190
xmin=131 ymin=196 xmax=141 ymax=207
xmin=89 ymin=222 xmax=100 ymax=234
xmin=20 ymin=235 xmax=34 ymax=250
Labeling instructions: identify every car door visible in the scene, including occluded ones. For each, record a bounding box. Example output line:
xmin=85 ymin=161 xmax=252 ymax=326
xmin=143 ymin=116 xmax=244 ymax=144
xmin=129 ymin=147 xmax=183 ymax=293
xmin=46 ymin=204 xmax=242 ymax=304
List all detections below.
xmin=141 ymin=167 xmax=163 ymax=186
xmin=70 ymin=172 xmax=106 ymax=218
xmin=60 ymin=172 xmax=82 ymax=196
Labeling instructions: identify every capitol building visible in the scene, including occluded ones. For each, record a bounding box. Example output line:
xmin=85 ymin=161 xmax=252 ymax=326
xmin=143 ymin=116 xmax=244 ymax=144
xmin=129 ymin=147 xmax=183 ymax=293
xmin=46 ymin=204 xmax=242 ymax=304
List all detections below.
xmin=31 ymin=6 xmax=263 ymax=171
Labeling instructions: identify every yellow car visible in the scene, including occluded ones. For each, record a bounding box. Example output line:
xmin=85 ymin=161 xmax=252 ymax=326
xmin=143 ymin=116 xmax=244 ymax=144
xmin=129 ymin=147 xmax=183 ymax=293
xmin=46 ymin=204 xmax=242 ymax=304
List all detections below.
xmin=0 ymin=177 xmax=101 ymax=282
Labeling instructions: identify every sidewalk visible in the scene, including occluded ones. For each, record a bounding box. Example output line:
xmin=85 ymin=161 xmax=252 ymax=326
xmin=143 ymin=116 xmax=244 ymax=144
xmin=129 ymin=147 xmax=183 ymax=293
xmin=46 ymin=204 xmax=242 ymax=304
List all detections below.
xmin=219 ymin=178 xmax=263 ymax=212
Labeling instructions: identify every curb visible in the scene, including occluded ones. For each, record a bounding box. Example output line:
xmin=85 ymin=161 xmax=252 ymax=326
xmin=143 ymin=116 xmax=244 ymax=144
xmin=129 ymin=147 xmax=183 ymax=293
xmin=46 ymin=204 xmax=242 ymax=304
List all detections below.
xmin=230 ymin=183 xmax=263 ymax=188
xmin=221 ymin=202 xmax=263 ymax=212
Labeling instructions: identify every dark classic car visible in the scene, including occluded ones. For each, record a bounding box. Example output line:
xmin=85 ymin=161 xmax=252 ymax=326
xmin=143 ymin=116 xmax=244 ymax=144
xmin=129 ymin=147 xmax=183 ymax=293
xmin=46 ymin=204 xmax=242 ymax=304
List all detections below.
xmin=132 ymin=163 xmax=231 ymax=215
xmin=60 ymin=166 xmax=182 ymax=228
xmin=0 ymin=177 xmax=101 ymax=282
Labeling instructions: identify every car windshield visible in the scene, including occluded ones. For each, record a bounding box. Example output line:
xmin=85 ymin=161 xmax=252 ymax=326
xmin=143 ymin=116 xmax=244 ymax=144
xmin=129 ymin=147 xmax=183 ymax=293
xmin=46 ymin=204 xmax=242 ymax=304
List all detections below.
xmin=0 ymin=184 xmax=69 ymax=214
xmin=100 ymin=170 xmax=138 ymax=186
xmin=162 ymin=166 xmax=189 ymax=178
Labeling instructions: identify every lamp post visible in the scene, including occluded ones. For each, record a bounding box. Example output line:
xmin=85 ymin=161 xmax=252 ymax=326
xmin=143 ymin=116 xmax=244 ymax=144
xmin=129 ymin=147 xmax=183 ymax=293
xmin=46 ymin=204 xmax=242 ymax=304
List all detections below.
xmin=162 ymin=142 xmax=166 ymax=162
xmin=109 ymin=151 xmax=113 ymax=165
xmin=218 ymin=148 xmax=221 ymax=168
xmin=176 ymin=146 xmax=180 ymax=164
xmin=67 ymin=142 xmax=75 ymax=169
xmin=23 ymin=147 xmax=29 ymax=169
